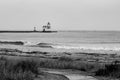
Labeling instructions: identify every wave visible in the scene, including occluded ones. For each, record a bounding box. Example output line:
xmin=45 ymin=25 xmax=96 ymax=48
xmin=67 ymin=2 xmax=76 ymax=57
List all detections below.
xmin=36 ymin=43 xmax=53 ymax=48
xmin=28 ymin=42 xmax=54 ymax=48
xmin=33 ymin=43 xmax=120 ymax=51
xmin=0 ymin=40 xmax=54 ymax=48
xmin=1 ymin=40 xmax=120 ymax=51
xmin=0 ymin=40 xmax=24 ymax=45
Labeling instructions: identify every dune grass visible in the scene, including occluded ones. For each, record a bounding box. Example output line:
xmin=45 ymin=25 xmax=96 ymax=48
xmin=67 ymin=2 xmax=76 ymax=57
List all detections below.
xmin=0 ymin=55 xmax=109 ymax=79
xmin=38 ymin=56 xmax=97 ymax=72
xmin=0 ymin=56 xmax=71 ymax=80
xmin=0 ymin=56 xmax=39 ymax=80
xmin=95 ymin=61 xmax=120 ymax=78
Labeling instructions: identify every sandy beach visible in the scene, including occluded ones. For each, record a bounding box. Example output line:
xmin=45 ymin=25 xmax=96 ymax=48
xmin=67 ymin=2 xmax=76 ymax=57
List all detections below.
xmin=42 ymin=68 xmax=98 ymax=80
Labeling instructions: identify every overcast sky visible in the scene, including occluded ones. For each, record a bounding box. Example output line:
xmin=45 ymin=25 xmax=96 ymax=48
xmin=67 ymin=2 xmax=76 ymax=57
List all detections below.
xmin=0 ymin=0 xmax=120 ymax=31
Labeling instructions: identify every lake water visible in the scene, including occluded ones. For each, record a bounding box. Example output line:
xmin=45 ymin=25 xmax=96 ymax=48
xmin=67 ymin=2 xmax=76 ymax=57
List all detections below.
xmin=0 ymin=31 xmax=120 ymax=51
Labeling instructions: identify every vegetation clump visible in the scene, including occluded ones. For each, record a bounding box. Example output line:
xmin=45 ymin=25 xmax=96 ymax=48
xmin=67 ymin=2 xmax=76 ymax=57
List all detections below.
xmin=58 ymin=56 xmax=73 ymax=62
xmin=0 ymin=56 xmax=39 ymax=80
xmin=95 ymin=61 xmax=120 ymax=78
xmin=39 ymin=57 xmax=96 ymax=72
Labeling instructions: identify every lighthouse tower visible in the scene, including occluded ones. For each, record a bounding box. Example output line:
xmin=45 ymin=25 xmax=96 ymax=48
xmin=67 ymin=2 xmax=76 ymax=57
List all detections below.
xmin=34 ymin=27 xmax=36 ymax=31
xmin=47 ymin=22 xmax=51 ymax=29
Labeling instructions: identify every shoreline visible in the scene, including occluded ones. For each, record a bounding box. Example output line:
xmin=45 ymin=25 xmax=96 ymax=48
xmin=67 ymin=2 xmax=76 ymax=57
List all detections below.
xmin=0 ymin=44 xmax=120 ymax=54
xmin=0 ymin=45 xmax=120 ymax=64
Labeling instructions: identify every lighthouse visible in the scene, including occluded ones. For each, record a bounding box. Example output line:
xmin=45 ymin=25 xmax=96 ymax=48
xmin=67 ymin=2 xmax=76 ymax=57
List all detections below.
xmin=42 ymin=22 xmax=51 ymax=32
xmin=34 ymin=27 xmax=36 ymax=31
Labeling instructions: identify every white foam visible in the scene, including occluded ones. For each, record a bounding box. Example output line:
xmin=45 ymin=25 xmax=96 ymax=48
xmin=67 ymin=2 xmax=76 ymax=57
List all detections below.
xmin=52 ymin=45 xmax=120 ymax=51
xmin=24 ymin=41 xmax=36 ymax=45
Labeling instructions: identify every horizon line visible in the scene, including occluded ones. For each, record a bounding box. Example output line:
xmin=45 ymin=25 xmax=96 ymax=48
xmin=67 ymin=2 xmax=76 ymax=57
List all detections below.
xmin=0 ymin=30 xmax=120 ymax=32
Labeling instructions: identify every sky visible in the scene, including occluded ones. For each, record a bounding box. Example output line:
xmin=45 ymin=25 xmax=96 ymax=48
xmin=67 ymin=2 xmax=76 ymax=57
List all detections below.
xmin=0 ymin=0 xmax=120 ymax=31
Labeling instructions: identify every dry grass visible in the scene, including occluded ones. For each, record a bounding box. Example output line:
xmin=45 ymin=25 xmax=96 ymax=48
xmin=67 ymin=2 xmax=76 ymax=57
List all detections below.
xmin=0 ymin=56 xmax=39 ymax=80
xmin=38 ymin=56 xmax=98 ymax=72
